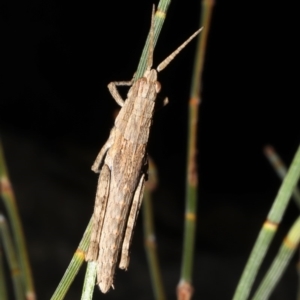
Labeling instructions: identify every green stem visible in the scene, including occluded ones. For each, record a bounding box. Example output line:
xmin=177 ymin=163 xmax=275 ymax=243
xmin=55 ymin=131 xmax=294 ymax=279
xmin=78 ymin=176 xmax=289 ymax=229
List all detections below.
xmin=263 ymin=145 xmax=300 ymax=299
xmin=251 ymin=216 xmax=300 ymax=300
xmin=81 ymin=262 xmax=97 ymax=300
xmin=0 ymin=140 xmax=35 ymax=300
xmin=0 ymin=246 xmax=8 ymax=300
xmin=233 ymin=145 xmax=300 ymax=300
xmin=178 ymin=1 xmax=214 ymax=299
xmin=0 ymin=215 xmax=25 ymax=300
xmin=264 ymin=145 xmax=300 ymax=208
xmin=135 ymin=0 xmax=171 ymax=80
xmin=143 ymin=158 xmax=166 ymax=300
xmin=50 ymin=218 xmax=92 ymax=300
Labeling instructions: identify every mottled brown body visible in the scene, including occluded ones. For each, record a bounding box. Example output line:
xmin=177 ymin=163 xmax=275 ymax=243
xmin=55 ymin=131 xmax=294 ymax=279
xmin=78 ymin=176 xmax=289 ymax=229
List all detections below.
xmin=86 ymin=70 xmax=160 ymax=293
xmin=85 ymin=7 xmax=202 ymax=293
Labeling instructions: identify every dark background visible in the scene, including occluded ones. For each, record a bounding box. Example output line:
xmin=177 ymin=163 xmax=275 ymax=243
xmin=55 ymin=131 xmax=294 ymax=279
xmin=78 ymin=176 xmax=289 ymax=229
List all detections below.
xmin=1 ymin=0 xmax=299 ymax=299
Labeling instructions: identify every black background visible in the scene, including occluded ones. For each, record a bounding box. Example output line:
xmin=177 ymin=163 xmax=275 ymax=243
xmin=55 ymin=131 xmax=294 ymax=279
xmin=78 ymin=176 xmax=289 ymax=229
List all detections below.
xmin=1 ymin=0 xmax=299 ymax=299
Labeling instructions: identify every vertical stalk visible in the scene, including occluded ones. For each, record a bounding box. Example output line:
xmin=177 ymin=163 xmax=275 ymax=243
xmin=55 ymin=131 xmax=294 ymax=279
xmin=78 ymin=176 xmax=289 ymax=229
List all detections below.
xmin=177 ymin=0 xmax=214 ymax=299
xmin=0 ymin=245 xmax=8 ymax=300
xmin=81 ymin=261 xmax=97 ymax=300
xmin=0 ymin=140 xmax=36 ymax=300
xmin=0 ymin=215 xmax=25 ymax=300
xmin=143 ymin=158 xmax=166 ymax=300
xmin=135 ymin=0 xmax=172 ymax=80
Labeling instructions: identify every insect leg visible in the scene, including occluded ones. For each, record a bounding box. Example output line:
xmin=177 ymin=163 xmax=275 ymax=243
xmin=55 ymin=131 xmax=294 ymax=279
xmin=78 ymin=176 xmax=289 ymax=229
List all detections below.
xmin=119 ymin=174 xmax=145 ymax=270
xmin=85 ymin=164 xmax=111 ymax=261
xmin=107 ymin=80 xmax=133 ymax=107
xmin=91 ymin=128 xmax=115 ymax=173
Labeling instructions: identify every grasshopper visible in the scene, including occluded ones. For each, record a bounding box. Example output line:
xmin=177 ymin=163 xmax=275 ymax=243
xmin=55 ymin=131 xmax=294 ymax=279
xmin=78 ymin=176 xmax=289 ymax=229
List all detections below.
xmin=85 ymin=6 xmax=203 ymax=293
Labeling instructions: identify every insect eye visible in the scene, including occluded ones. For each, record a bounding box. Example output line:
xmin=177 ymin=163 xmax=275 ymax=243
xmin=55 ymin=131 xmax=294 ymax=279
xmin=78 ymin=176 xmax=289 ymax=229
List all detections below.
xmin=155 ymin=81 xmax=161 ymax=93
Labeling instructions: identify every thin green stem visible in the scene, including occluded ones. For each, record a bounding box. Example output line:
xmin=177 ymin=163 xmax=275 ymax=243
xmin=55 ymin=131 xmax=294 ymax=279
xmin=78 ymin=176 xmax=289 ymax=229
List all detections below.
xmin=143 ymin=158 xmax=166 ymax=300
xmin=0 ymin=215 xmax=25 ymax=300
xmin=264 ymin=145 xmax=300 ymax=208
xmin=0 ymin=246 xmax=8 ymax=300
xmin=135 ymin=0 xmax=171 ymax=80
xmin=0 ymin=140 xmax=35 ymax=300
xmin=50 ymin=218 xmax=92 ymax=300
xmin=298 ymin=248 xmax=300 ymax=300
xmin=233 ymin=145 xmax=300 ymax=300
xmin=263 ymin=145 xmax=300 ymax=299
xmin=178 ymin=0 xmax=214 ymax=299
xmin=251 ymin=216 xmax=300 ymax=300
xmin=81 ymin=262 xmax=97 ymax=300
xmin=189 ymin=0 xmax=214 ymax=99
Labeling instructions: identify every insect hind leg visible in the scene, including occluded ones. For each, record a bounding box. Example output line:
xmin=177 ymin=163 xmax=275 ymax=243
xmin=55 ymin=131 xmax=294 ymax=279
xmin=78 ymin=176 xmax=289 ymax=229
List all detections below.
xmin=119 ymin=174 xmax=145 ymax=269
xmin=86 ymin=164 xmax=111 ymax=261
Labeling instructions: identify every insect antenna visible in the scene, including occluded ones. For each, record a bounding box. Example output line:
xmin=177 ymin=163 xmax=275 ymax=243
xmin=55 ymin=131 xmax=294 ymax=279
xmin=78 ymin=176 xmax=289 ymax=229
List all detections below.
xmin=157 ymin=27 xmax=204 ymax=72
